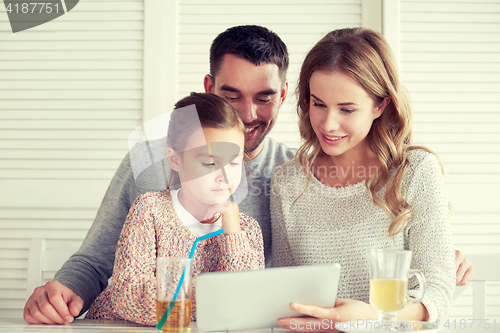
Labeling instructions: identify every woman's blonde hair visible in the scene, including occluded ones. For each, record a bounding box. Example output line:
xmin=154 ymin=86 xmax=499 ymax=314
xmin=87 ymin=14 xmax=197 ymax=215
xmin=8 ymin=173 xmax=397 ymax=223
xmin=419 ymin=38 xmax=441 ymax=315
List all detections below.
xmin=296 ymin=27 xmax=441 ymax=237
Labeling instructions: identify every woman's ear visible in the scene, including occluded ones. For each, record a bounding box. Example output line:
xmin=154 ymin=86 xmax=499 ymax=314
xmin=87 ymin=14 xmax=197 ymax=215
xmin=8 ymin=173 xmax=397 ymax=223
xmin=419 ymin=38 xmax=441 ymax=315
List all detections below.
xmin=374 ymin=97 xmax=391 ymax=119
xmin=167 ymin=147 xmax=181 ymax=172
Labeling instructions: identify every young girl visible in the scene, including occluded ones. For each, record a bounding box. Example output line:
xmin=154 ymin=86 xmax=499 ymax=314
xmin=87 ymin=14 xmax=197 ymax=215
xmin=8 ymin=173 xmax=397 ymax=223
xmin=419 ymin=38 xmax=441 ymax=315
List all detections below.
xmin=271 ymin=28 xmax=455 ymax=329
xmin=86 ymin=92 xmax=264 ymax=325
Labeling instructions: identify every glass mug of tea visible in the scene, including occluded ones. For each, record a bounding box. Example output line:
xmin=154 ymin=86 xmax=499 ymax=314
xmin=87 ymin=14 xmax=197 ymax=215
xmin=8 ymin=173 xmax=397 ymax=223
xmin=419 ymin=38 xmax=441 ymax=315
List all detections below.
xmin=369 ymin=249 xmax=425 ymax=329
xmin=156 ymin=257 xmax=192 ymax=332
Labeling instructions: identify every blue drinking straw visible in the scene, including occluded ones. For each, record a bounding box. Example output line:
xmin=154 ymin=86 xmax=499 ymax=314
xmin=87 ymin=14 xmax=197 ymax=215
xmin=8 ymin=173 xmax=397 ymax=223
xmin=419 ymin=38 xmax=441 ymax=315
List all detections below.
xmin=156 ymin=228 xmax=225 ymax=330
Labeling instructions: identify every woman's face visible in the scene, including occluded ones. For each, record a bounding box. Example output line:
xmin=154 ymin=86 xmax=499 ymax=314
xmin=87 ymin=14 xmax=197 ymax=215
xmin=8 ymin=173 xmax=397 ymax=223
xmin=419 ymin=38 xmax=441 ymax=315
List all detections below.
xmin=308 ymin=70 xmax=388 ymax=161
xmin=170 ymin=126 xmax=245 ymax=208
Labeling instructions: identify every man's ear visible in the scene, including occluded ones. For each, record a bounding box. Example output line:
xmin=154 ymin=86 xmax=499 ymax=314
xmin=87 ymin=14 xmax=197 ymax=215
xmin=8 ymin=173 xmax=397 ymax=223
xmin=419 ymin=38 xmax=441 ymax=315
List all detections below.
xmin=203 ymin=74 xmax=214 ymax=93
xmin=167 ymin=147 xmax=181 ymax=172
xmin=374 ymin=97 xmax=391 ymax=119
xmin=279 ymin=80 xmax=289 ymax=108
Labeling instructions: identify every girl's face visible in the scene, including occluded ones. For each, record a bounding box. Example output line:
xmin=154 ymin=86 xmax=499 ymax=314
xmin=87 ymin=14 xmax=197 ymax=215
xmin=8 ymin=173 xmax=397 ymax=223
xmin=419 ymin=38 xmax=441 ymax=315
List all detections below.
xmin=169 ymin=126 xmax=245 ymax=210
xmin=308 ymin=70 xmax=389 ymax=161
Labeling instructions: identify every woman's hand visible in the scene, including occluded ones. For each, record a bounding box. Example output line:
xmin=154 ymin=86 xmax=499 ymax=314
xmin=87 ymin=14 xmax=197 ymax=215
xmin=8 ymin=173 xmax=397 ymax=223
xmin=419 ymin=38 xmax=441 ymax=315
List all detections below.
xmin=202 ymin=201 xmax=241 ymax=234
xmin=278 ymin=298 xmax=378 ymax=332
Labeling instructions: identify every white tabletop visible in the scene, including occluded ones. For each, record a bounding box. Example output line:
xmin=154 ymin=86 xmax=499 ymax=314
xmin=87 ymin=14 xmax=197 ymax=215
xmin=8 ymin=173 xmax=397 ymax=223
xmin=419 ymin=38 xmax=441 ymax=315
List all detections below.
xmin=0 ymin=318 xmax=498 ymax=333
xmin=0 ymin=319 xmax=285 ymax=333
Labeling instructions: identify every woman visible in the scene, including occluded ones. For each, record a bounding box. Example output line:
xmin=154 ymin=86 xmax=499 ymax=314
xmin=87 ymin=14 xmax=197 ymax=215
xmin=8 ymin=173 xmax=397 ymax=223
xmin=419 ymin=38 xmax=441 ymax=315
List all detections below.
xmin=271 ymin=28 xmax=455 ymax=331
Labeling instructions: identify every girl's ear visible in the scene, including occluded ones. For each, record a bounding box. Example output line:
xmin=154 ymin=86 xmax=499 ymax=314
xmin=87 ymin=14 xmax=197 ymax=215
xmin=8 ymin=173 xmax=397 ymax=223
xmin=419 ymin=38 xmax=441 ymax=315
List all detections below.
xmin=374 ymin=97 xmax=391 ymax=119
xmin=167 ymin=147 xmax=181 ymax=172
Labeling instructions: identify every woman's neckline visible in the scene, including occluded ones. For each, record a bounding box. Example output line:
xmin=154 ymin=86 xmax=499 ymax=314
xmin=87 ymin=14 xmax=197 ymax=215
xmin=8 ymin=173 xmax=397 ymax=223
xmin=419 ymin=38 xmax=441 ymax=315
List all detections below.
xmin=309 ymin=154 xmax=378 ymax=190
xmin=309 ymin=169 xmax=367 ymax=190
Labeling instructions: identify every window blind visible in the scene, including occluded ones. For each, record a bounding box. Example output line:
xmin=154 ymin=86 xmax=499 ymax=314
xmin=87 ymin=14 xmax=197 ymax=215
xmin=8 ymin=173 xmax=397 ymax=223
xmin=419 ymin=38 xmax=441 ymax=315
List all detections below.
xmin=400 ymin=0 xmax=500 ymax=319
xmin=0 ymin=0 xmax=144 ymax=318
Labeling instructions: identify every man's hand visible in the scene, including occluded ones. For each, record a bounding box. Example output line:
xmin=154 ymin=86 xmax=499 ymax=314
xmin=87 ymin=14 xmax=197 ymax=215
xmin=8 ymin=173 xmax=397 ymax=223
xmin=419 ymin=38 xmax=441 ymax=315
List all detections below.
xmin=24 ymin=280 xmax=83 ymax=325
xmin=455 ymin=249 xmax=474 ymax=286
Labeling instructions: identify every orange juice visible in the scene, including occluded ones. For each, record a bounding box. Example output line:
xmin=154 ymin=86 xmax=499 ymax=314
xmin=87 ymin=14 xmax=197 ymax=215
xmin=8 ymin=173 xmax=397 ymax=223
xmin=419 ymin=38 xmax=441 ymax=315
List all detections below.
xmin=156 ymin=299 xmax=192 ymax=332
xmin=369 ymin=279 xmax=408 ymax=312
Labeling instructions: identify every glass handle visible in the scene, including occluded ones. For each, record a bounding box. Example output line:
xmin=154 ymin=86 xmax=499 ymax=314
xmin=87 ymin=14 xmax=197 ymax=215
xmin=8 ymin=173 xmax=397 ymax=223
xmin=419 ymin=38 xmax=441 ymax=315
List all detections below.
xmin=407 ymin=269 xmax=426 ymax=303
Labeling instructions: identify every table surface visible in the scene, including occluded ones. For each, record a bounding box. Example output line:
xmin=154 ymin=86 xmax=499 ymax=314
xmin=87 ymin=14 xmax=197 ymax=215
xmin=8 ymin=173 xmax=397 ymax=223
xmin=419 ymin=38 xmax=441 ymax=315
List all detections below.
xmin=1 ymin=318 xmax=498 ymax=333
xmin=0 ymin=319 xmax=286 ymax=333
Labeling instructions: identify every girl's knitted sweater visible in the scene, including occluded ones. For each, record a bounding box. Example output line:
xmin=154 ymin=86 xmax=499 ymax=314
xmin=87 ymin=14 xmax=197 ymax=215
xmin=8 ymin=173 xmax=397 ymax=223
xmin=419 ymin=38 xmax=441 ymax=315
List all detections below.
xmin=86 ymin=190 xmax=265 ymax=325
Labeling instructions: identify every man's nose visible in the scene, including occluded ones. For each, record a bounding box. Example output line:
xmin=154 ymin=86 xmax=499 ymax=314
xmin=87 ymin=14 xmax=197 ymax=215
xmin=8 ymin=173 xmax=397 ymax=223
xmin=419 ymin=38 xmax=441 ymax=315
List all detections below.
xmin=239 ymin=99 xmax=258 ymax=124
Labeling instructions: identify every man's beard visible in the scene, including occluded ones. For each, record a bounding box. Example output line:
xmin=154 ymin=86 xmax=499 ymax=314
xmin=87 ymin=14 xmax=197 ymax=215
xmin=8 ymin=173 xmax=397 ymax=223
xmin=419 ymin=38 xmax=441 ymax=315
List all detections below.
xmin=244 ymin=122 xmax=271 ymax=154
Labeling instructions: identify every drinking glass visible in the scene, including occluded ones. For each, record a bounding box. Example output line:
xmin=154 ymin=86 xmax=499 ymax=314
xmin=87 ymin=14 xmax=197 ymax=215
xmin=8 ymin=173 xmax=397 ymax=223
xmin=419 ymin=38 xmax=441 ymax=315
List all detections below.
xmin=156 ymin=257 xmax=192 ymax=332
xmin=369 ymin=249 xmax=425 ymax=330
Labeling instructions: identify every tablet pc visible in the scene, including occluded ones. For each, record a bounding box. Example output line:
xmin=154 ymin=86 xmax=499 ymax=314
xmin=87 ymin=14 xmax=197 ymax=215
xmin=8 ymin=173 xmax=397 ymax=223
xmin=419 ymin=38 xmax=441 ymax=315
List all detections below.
xmin=195 ymin=263 xmax=341 ymax=331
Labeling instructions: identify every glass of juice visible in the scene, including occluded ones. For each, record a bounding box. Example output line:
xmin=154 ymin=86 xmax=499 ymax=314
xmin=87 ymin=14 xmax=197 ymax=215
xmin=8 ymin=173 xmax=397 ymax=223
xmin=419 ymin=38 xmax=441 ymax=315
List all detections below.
xmin=369 ymin=249 xmax=425 ymax=330
xmin=156 ymin=257 xmax=192 ymax=332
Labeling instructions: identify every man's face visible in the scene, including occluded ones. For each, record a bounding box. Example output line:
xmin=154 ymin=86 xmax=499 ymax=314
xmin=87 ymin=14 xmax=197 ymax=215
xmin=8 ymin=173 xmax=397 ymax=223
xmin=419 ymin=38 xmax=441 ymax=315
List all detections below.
xmin=204 ymin=54 xmax=288 ymax=159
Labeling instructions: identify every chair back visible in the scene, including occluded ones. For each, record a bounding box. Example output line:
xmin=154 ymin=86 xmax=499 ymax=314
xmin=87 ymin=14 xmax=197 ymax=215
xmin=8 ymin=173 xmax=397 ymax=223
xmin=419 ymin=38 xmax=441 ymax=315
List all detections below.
xmin=26 ymin=238 xmax=79 ymax=300
xmin=454 ymin=254 xmax=500 ymax=319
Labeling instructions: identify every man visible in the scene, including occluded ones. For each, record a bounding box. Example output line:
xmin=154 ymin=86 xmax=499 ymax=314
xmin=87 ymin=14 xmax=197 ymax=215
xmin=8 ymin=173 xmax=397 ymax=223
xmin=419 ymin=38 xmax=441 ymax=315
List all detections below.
xmin=24 ymin=25 xmax=292 ymax=325
xmin=24 ymin=25 xmax=473 ymax=325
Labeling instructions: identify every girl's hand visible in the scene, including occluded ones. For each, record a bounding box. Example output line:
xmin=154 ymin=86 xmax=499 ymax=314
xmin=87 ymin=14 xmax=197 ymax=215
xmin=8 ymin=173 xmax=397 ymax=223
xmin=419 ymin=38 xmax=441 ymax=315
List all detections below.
xmin=277 ymin=298 xmax=378 ymax=332
xmin=202 ymin=201 xmax=241 ymax=235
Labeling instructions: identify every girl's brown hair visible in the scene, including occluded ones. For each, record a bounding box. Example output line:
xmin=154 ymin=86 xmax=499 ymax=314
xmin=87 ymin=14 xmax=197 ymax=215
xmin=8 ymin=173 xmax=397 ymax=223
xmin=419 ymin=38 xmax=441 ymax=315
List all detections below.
xmin=296 ymin=27 xmax=441 ymax=237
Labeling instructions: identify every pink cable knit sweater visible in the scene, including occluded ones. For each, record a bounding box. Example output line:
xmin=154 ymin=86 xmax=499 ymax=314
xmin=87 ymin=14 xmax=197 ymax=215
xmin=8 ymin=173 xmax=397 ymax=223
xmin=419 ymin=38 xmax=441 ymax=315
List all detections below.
xmin=86 ymin=190 xmax=265 ymax=325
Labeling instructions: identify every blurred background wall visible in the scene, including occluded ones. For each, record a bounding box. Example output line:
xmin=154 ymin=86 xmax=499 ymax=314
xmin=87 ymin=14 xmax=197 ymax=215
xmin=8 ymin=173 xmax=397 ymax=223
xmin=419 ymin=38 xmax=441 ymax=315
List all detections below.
xmin=0 ymin=0 xmax=498 ymax=320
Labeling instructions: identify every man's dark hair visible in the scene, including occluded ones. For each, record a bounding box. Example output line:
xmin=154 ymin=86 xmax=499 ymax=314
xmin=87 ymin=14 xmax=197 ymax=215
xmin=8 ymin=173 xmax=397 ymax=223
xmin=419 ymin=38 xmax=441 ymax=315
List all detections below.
xmin=210 ymin=25 xmax=289 ymax=82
